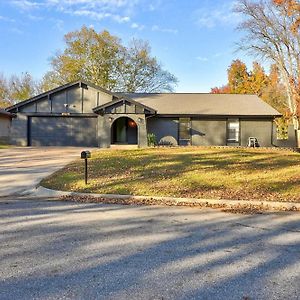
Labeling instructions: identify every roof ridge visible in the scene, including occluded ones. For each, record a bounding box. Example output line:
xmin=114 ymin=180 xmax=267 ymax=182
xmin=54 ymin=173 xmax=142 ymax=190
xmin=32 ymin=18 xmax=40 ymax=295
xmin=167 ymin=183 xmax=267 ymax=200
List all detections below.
xmin=121 ymin=92 xmax=259 ymax=96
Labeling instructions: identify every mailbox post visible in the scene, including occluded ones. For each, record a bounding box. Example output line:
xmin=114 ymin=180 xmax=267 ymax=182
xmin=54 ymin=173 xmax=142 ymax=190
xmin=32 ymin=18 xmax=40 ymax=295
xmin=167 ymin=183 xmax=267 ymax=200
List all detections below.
xmin=81 ymin=150 xmax=91 ymax=184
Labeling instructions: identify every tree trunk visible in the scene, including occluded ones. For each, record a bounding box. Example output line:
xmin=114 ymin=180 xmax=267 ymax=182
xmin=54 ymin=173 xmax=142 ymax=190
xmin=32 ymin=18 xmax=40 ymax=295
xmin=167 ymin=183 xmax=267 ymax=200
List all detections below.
xmin=296 ymin=129 xmax=300 ymax=148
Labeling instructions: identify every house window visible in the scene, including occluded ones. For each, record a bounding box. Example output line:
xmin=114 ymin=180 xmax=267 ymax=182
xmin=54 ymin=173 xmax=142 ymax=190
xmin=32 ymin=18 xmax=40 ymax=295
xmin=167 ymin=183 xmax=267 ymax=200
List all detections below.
xmin=179 ymin=118 xmax=191 ymax=145
xmin=227 ymin=119 xmax=240 ymax=143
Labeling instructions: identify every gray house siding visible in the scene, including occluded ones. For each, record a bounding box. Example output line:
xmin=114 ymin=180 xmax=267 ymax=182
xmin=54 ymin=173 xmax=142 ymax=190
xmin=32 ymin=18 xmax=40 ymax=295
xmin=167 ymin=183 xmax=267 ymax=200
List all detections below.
xmin=7 ymin=81 xmax=281 ymax=148
xmin=147 ymin=117 xmax=179 ymax=146
xmin=10 ymin=113 xmax=27 ymax=146
xmin=191 ymin=119 xmax=227 ymax=146
xmin=240 ymin=119 xmax=273 ymax=147
xmin=10 ymin=84 xmax=106 ymax=146
xmin=0 ymin=116 xmax=11 ymax=144
xmin=147 ymin=117 xmax=277 ymax=147
xmin=16 ymin=85 xmax=113 ymax=115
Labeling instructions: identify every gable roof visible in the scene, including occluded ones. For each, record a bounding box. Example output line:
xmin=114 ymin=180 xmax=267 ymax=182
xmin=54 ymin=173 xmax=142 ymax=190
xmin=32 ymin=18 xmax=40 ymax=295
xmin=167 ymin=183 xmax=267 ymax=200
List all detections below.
xmin=6 ymin=80 xmax=118 ymax=112
xmin=119 ymin=93 xmax=281 ymax=116
xmin=5 ymin=79 xmax=282 ymax=117
xmin=93 ymin=97 xmax=157 ymax=114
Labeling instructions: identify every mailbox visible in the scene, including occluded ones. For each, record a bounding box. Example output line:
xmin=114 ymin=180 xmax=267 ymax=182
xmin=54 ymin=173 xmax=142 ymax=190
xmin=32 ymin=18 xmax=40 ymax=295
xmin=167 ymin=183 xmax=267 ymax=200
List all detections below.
xmin=81 ymin=150 xmax=91 ymax=185
xmin=81 ymin=150 xmax=91 ymax=159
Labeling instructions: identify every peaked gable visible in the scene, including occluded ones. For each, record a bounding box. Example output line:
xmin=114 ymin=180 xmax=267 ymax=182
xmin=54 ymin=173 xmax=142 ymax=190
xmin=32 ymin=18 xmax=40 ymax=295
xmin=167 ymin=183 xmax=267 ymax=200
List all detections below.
xmin=6 ymin=81 xmax=117 ymax=113
xmin=93 ymin=97 xmax=156 ymax=115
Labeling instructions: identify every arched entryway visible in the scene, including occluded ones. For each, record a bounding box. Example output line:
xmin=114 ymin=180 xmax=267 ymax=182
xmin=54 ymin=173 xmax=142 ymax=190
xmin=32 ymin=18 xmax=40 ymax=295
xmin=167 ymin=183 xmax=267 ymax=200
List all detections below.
xmin=111 ymin=117 xmax=138 ymax=145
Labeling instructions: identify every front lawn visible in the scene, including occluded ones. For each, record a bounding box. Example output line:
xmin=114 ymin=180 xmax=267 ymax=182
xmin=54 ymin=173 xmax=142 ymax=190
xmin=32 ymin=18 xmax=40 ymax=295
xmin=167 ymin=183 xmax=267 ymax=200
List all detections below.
xmin=42 ymin=147 xmax=300 ymax=202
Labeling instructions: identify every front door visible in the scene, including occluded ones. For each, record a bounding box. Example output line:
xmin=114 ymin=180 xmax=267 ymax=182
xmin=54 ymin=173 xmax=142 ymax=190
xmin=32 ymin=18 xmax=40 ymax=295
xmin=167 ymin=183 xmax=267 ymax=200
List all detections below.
xmin=111 ymin=117 xmax=138 ymax=145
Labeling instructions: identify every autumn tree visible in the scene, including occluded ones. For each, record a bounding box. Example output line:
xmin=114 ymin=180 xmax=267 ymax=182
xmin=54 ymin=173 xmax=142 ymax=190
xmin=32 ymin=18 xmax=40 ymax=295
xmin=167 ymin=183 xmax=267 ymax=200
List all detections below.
xmin=273 ymin=0 xmax=300 ymax=32
xmin=211 ymin=85 xmax=231 ymax=94
xmin=248 ymin=62 xmax=269 ymax=95
xmin=42 ymin=26 xmax=178 ymax=93
xmin=235 ymin=0 xmax=300 ymax=145
xmin=261 ymin=64 xmax=288 ymax=113
xmin=0 ymin=72 xmax=39 ymax=108
xmin=0 ymin=74 xmax=9 ymax=108
xmin=227 ymin=60 xmax=250 ymax=94
xmin=211 ymin=60 xmax=287 ymax=113
xmin=9 ymin=72 xmax=38 ymax=102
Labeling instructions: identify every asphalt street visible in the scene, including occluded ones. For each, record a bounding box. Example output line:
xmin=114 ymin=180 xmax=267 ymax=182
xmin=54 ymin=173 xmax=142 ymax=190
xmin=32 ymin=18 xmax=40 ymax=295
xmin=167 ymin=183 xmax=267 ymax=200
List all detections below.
xmin=1 ymin=197 xmax=299 ymax=300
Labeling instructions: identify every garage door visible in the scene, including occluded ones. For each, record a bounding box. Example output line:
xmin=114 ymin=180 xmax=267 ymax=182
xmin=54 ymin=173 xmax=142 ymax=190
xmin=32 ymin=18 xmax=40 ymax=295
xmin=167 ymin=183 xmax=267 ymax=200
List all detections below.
xmin=29 ymin=117 xmax=98 ymax=146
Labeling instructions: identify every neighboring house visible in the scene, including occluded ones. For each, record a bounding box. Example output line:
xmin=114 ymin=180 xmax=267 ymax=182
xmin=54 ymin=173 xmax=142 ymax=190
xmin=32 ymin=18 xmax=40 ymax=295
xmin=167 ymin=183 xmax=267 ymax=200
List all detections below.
xmin=0 ymin=109 xmax=12 ymax=145
xmin=6 ymin=80 xmax=286 ymax=148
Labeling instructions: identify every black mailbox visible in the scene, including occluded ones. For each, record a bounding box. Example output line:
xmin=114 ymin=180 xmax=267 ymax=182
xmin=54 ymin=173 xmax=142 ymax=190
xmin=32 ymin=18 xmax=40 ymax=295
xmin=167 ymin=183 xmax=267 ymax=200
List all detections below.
xmin=81 ymin=150 xmax=91 ymax=159
xmin=81 ymin=150 xmax=91 ymax=185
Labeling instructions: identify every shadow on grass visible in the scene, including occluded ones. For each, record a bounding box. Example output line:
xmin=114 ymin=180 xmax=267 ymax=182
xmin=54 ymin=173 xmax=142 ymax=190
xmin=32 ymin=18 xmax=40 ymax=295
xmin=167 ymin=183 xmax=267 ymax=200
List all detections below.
xmin=42 ymin=148 xmax=300 ymax=201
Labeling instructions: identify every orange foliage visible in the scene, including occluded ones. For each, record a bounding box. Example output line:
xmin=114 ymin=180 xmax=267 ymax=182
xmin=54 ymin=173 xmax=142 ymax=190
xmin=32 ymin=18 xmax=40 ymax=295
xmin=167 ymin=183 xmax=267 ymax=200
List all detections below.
xmin=210 ymin=85 xmax=231 ymax=94
xmin=273 ymin=0 xmax=300 ymax=33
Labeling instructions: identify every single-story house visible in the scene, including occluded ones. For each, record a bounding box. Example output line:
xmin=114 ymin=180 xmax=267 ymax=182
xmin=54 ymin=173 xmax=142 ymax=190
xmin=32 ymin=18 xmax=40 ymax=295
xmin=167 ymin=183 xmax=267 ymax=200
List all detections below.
xmin=0 ymin=109 xmax=13 ymax=144
xmin=6 ymin=80 xmax=287 ymax=148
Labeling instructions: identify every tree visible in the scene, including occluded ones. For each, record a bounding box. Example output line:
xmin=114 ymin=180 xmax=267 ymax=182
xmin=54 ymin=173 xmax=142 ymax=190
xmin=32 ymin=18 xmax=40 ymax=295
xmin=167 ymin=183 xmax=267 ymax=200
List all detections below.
xmin=0 ymin=73 xmax=9 ymax=108
xmin=248 ymin=62 xmax=269 ymax=95
xmin=211 ymin=85 xmax=231 ymax=94
xmin=261 ymin=64 xmax=288 ymax=113
xmin=227 ymin=60 xmax=250 ymax=94
xmin=211 ymin=60 xmax=288 ymax=114
xmin=9 ymin=72 xmax=37 ymax=102
xmin=42 ymin=26 xmax=178 ymax=93
xmin=42 ymin=27 xmax=122 ymax=91
xmin=0 ymin=72 xmax=39 ymax=108
xmin=116 ymin=39 xmax=178 ymax=93
xmin=235 ymin=0 xmax=300 ymax=136
xmin=273 ymin=0 xmax=300 ymax=32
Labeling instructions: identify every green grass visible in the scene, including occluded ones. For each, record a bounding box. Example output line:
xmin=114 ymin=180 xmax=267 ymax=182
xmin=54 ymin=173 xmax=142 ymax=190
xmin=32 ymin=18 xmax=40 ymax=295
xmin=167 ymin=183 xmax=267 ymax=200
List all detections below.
xmin=41 ymin=147 xmax=300 ymax=202
xmin=0 ymin=144 xmax=11 ymax=149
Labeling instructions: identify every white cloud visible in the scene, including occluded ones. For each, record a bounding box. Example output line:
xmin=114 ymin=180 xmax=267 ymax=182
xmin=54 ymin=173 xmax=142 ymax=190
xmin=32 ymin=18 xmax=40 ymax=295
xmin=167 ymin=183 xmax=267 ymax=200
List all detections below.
xmin=28 ymin=14 xmax=44 ymax=21
xmin=148 ymin=0 xmax=161 ymax=11
xmin=213 ymin=52 xmax=223 ymax=58
xmin=11 ymin=0 xmax=41 ymax=10
xmin=11 ymin=0 xmax=139 ymax=24
xmin=131 ymin=22 xmax=145 ymax=30
xmin=10 ymin=27 xmax=23 ymax=34
xmin=194 ymin=1 xmax=242 ymax=29
xmin=196 ymin=56 xmax=208 ymax=62
xmin=151 ymin=25 xmax=178 ymax=34
xmin=0 ymin=16 xmax=15 ymax=22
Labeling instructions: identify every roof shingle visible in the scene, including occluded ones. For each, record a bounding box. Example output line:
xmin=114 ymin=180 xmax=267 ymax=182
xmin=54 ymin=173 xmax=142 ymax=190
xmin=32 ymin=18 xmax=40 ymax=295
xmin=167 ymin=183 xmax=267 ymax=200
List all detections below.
xmin=120 ymin=93 xmax=281 ymax=116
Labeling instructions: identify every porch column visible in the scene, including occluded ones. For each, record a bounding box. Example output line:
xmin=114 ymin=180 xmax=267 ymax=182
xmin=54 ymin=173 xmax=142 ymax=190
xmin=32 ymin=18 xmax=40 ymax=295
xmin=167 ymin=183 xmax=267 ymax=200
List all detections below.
xmin=137 ymin=114 xmax=148 ymax=147
xmin=97 ymin=115 xmax=110 ymax=148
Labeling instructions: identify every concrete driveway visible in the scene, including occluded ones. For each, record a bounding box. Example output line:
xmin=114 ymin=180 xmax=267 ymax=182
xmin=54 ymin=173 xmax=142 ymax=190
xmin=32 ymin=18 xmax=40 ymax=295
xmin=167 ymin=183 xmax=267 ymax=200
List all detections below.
xmin=0 ymin=147 xmax=86 ymax=197
xmin=0 ymin=197 xmax=299 ymax=299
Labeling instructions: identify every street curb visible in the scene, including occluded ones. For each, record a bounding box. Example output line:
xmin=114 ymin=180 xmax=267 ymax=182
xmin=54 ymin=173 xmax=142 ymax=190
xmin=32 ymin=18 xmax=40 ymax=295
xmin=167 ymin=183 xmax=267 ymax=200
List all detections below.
xmin=30 ymin=186 xmax=300 ymax=211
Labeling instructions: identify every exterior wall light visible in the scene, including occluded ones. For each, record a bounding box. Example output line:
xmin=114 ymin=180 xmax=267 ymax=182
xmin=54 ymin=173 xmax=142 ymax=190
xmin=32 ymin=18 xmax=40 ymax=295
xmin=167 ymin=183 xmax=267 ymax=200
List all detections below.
xmin=128 ymin=120 xmax=137 ymax=128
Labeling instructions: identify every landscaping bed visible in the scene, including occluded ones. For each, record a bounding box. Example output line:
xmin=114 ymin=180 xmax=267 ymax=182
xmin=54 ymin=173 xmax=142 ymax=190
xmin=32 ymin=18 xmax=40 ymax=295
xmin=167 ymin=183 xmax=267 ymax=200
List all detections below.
xmin=42 ymin=147 xmax=300 ymax=203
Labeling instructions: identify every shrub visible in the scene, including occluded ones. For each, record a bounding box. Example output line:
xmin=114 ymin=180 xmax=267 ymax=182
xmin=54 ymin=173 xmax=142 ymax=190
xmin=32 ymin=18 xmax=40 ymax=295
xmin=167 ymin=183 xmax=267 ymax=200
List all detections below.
xmin=147 ymin=133 xmax=157 ymax=147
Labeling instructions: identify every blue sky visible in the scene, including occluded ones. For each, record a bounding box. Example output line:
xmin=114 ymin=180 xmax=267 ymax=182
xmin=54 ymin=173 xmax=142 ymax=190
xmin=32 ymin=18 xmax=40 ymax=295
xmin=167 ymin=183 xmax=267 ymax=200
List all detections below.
xmin=0 ymin=0 xmax=256 ymax=92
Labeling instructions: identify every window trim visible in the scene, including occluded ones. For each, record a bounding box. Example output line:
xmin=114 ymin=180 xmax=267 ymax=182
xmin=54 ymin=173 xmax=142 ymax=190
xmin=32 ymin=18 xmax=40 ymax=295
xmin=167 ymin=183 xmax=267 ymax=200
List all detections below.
xmin=226 ymin=118 xmax=240 ymax=145
xmin=178 ymin=117 xmax=191 ymax=145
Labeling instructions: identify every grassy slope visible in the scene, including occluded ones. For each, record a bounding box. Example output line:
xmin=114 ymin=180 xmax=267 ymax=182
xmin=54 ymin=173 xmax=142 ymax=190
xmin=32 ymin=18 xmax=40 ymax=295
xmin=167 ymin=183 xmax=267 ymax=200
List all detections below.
xmin=0 ymin=145 xmax=11 ymax=149
xmin=42 ymin=147 xmax=300 ymax=202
